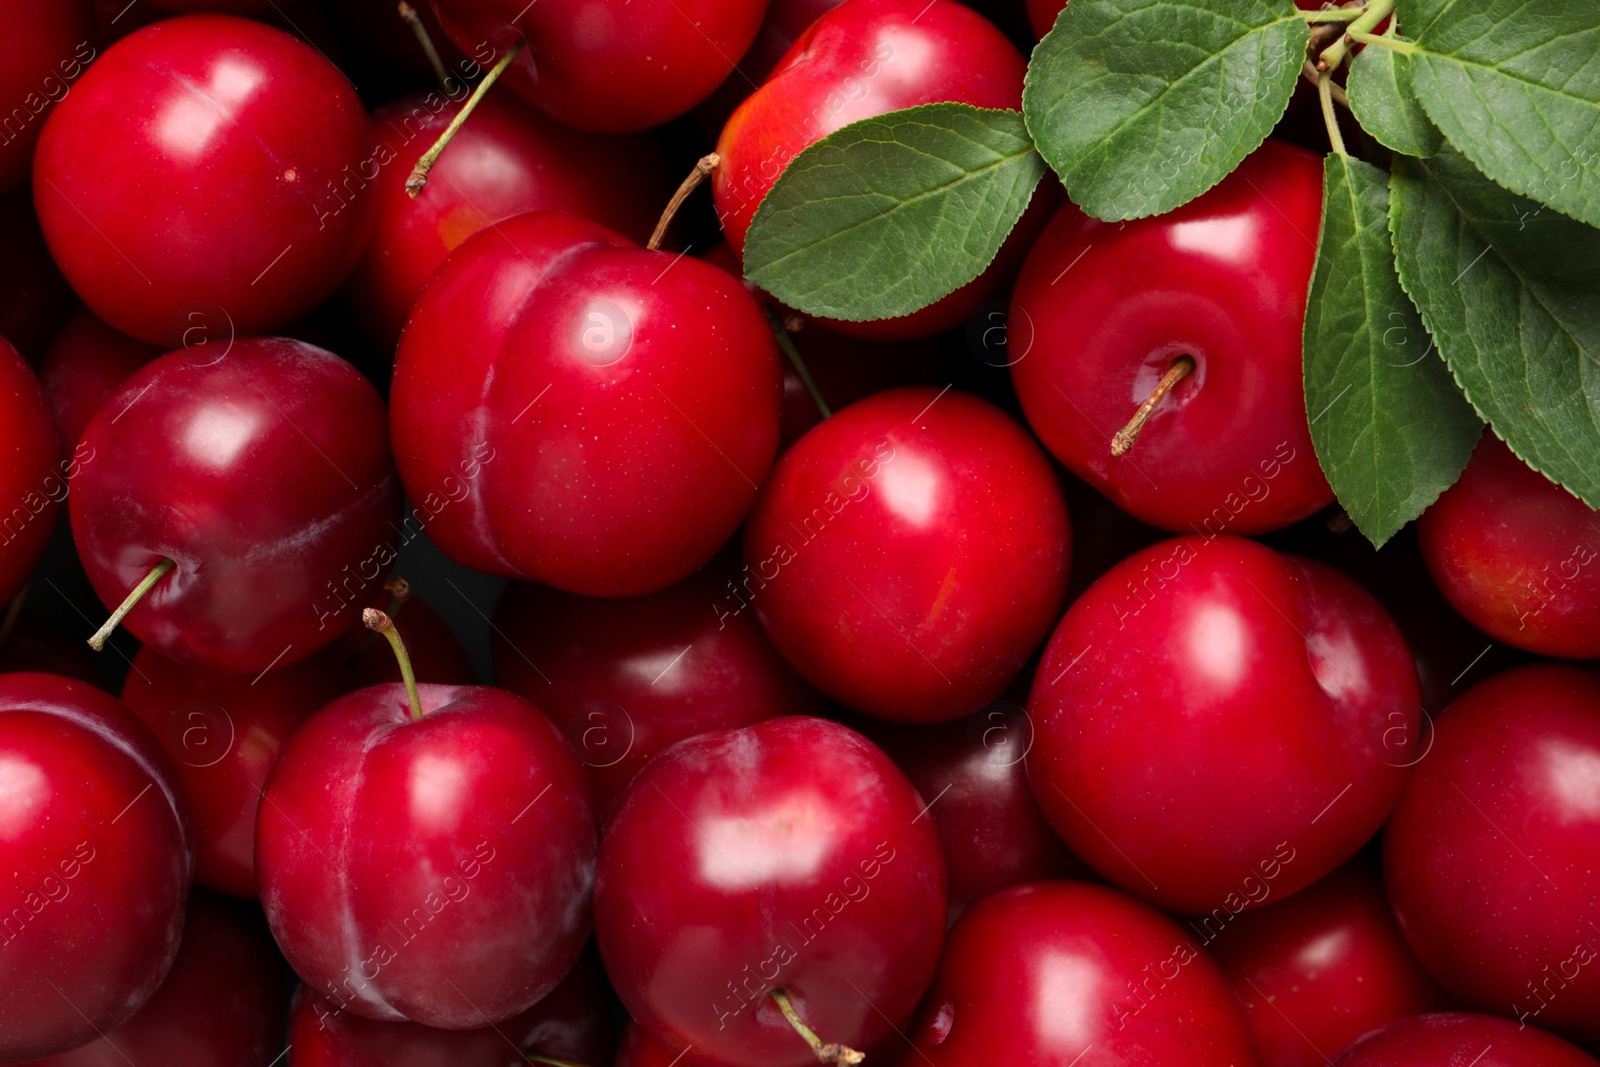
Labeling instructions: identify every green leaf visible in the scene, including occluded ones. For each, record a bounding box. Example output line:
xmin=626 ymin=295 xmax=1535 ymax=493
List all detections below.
xmin=1346 ymin=41 xmax=1443 ymax=158
xmin=1389 ymin=145 xmax=1600 ymax=506
xmin=1022 ymin=0 xmax=1308 ymax=221
xmin=1304 ymin=154 xmax=1481 ymax=546
xmin=1403 ymin=0 xmax=1600 ymax=229
xmin=741 ymin=103 xmax=1045 ymax=322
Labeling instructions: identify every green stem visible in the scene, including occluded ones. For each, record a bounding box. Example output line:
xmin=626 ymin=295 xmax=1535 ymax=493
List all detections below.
xmin=364 ymin=608 xmax=424 ymax=720
xmin=1319 ymin=0 xmax=1395 ymax=70
xmin=1319 ymin=70 xmax=1348 ymax=156
xmin=88 ymin=559 xmax=175 ymax=651
xmin=397 ymin=1 xmax=457 ymax=93
xmin=766 ymin=308 xmax=831 ymax=420
xmin=406 ymin=40 xmax=524 ymax=198
xmin=1298 ymin=4 xmax=1367 ymax=22
xmin=769 ymin=989 xmax=864 ymax=1065
xmin=1346 ymin=28 xmax=1416 ymax=52
xmin=1301 ymin=60 xmax=1350 ymax=109
xmin=350 ymin=577 xmax=412 ymax=665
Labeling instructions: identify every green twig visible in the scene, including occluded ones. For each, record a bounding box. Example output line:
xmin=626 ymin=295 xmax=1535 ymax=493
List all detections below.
xmin=1298 ymin=4 xmax=1367 ymax=22
xmin=1302 ymin=60 xmax=1350 ymax=109
xmin=1319 ymin=0 xmax=1395 ymax=70
xmin=1319 ymin=70 xmax=1347 ymax=156
xmin=1347 ymin=29 xmax=1417 ymax=53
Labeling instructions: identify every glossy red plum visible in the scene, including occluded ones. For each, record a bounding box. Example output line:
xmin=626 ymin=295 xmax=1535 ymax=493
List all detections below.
xmin=0 ymin=674 xmax=192 ymax=1063
xmin=70 ymin=338 xmax=400 ymax=672
xmin=595 ymin=716 xmax=946 ymax=1067
xmin=714 ymin=0 xmax=1037 ymax=339
xmin=1418 ymin=431 xmax=1600 ymax=658
xmin=1383 ymin=664 xmax=1600 ymax=1039
xmin=345 ymin=90 xmax=669 ymax=351
xmin=858 ymin=702 xmax=1090 ymax=919
xmin=35 ymin=15 xmax=376 ymax=344
xmin=899 ymin=881 xmax=1260 ymax=1067
xmin=1294 ymin=524 xmax=1527 ymax=723
xmin=391 ymin=211 xmax=782 ymax=597
xmin=1331 ymin=1012 xmax=1600 ymax=1066
xmin=692 ymin=0 xmax=850 ymax=135
xmin=1205 ymin=856 xmax=1448 ymax=1067
xmin=429 ymin=0 xmax=767 ymax=133
xmin=120 ymin=645 xmax=355 ymax=898
xmin=258 ymin=681 xmax=595 ymax=1029
xmin=490 ymin=563 xmax=826 ymax=822
xmin=21 ymin=891 xmax=289 ymax=1067
xmin=286 ymin=943 xmax=615 ymax=1067
xmin=1027 ymin=535 xmax=1421 ymax=913
xmin=742 ymin=387 xmax=1071 ymax=722
xmin=1010 ymin=139 xmax=1332 ymax=534
xmin=39 ymin=308 xmax=162 ymax=451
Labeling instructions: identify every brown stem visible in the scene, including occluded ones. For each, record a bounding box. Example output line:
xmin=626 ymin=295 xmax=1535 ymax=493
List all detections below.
xmin=648 ymin=153 xmax=720 ymax=252
xmin=364 ymin=608 xmax=423 ymax=720
xmin=89 ymin=559 xmax=175 ymax=651
xmin=1111 ymin=356 xmax=1195 ymax=457
xmin=397 ymin=1 xmax=456 ymax=93
xmin=406 ymin=40 xmax=524 ymax=199
xmin=770 ymin=989 xmax=864 ymax=1065
xmin=1318 ymin=0 xmax=1395 ymax=71
xmin=1308 ymin=20 xmax=1346 ymax=55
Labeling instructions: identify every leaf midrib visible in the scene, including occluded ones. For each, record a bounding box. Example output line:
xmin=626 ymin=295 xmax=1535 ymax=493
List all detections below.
xmin=1043 ymin=12 xmax=1301 ymax=169
xmin=748 ymin=144 xmax=1039 ymax=275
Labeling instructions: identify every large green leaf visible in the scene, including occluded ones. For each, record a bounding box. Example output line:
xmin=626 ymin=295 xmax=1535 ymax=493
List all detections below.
xmin=741 ymin=104 xmax=1044 ymax=322
xmin=1346 ymin=40 xmax=1443 ymax=158
xmin=1389 ymin=145 xmax=1600 ymax=505
xmin=1403 ymin=0 xmax=1600 ymax=229
xmin=1305 ymin=154 xmax=1481 ymax=546
xmin=1022 ymin=0 xmax=1307 ymax=221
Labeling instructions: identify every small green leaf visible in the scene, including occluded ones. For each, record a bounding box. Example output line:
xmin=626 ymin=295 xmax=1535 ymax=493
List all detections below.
xmin=741 ymin=103 xmax=1045 ymax=322
xmin=1403 ymin=0 xmax=1600 ymax=229
xmin=1022 ymin=0 xmax=1307 ymax=221
xmin=1346 ymin=41 xmax=1443 ymax=158
xmin=1389 ymin=145 xmax=1600 ymax=506
xmin=1304 ymin=154 xmax=1481 ymax=546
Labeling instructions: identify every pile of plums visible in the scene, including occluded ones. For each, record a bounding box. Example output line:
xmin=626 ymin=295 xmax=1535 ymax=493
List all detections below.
xmin=1 ymin=2 xmax=1597 ymax=1066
